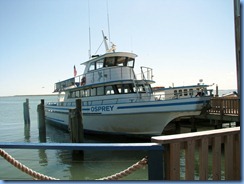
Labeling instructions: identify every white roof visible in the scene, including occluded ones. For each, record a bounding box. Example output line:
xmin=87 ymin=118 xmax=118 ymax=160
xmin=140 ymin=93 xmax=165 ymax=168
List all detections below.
xmin=80 ymin=52 xmax=137 ymax=66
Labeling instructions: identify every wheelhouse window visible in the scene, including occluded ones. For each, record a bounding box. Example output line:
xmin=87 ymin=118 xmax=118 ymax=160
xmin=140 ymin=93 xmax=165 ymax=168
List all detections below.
xmin=116 ymin=57 xmax=127 ymax=66
xmin=88 ymin=62 xmax=95 ymax=71
xmin=96 ymin=59 xmax=104 ymax=69
xmin=127 ymin=57 xmax=134 ymax=67
xmin=104 ymin=57 xmax=115 ymax=67
xmin=104 ymin=56 xmax=135 ymax=68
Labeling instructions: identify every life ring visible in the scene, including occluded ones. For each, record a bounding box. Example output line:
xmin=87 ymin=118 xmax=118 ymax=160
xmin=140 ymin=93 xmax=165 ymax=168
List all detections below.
xmin=81 ymin=77 xmax=86 ymax=86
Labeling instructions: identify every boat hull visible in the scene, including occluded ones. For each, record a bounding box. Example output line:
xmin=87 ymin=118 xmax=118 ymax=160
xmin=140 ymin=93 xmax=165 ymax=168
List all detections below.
xmin=45 ymin=97 xmax=209 ymax=136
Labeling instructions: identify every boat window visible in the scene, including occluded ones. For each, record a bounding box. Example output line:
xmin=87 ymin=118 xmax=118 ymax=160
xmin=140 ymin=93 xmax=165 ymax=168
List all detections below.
xmin=97 ymin=87 xmax=104 ymax=95
xmin=68 ymin=91 xmax=72 ymax=98
xmin=179 ymin=90 xmax=182 ymax=96
xmin=89 ymin=62 xmax=95 ymax=71
xmin=68 ymin=91 xmax=76 ymax=98
xmin=96 ymin=59 xmax=104 ymax=69
xmin=116 ymin=57 xmax=127 ymax=66
xmin=184 ymin=89 xmax=188 ymax=96
xmin=76 ymin=91 xmax=80 ymax=98
xmin=174 ymin=90 xmax=177 ymax=96
xmin=144 ymin=85 xmax=152 ymax=93
xmin=117 ymin=84 xmax=122 ymax=93
xmin=189 ymin=89 xmax=193 ymax=96
xmin=127 ymin=58 xmax=134 ymax=67
xmin=124 ymin=84 xmax=134 ymax=93
xmin=138 ymin=85 xmax=145 ymax=93
xmin=91 ymin=88 xmax=96 ymax=96
xmin=104 ymin=57 xmax=115 ymax=67
xmin=105 ymin=86 xmax=114 ymax=95
xmin=84 ymin=89 xmax=90 ymax=97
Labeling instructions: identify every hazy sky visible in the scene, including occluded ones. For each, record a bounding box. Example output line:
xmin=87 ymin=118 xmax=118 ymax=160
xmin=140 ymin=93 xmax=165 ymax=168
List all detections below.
xmin=0 ymin=0 xmax=240 ymax=96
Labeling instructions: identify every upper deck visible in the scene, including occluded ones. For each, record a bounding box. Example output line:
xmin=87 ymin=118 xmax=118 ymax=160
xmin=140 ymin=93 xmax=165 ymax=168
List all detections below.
xmin=54 ymin=52 xmax=154 ymax=92
xmin=81 ymin=52 xmax=137 ymax=74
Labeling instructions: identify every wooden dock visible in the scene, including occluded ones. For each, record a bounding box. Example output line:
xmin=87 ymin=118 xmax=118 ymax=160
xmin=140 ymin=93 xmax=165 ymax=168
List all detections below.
xmin=198 ymin=96 xmax=240 ymax=123
xmin=163 ymin=96 xmax=240 ymax=134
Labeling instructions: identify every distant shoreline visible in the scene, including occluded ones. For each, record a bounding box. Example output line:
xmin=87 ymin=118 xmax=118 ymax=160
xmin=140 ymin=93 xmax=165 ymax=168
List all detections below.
xmin=0 ymin=94 xmax=58 ymax=97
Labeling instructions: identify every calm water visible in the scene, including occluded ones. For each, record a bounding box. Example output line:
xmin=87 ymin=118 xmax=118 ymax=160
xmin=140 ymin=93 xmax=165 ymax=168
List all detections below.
xmin=0 ymin=95 xmax=148 ymax=180
xmin=0 ymin=91 xmax=234 ymax=180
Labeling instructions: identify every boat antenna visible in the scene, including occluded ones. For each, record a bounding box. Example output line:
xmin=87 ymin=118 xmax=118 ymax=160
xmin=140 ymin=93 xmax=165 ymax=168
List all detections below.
xmin=106 ymin=0 xmax=111 ymax=48
xmin=88 ymin=0 xmax=92 ymax=59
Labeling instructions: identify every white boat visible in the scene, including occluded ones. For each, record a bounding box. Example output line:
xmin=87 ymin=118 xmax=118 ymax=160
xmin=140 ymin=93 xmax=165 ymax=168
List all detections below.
xmin=45 ymin=34 xmax=213 ymax=136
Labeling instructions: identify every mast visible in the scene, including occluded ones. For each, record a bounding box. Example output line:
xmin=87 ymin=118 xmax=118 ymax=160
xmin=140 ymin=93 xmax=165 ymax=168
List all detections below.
xmin=102 ymin=30 xmax=109 ymax=52
xmin=106 ymin=0 xmax=111 ymax=48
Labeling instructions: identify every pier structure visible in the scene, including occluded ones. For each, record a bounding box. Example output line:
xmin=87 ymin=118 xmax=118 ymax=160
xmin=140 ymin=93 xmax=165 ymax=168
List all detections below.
xmin=197 ymin=96 xmax=240 ymax=126
xmin=168 ymin=96 xmax=240 ymax=134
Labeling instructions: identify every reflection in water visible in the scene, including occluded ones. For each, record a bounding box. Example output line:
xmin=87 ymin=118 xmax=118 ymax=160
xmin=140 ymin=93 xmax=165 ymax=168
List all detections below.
xmin=24 ymin=124 xmax=30 ymax=142
xmin=38 ymin=149 xmax=48 ymax=166
xmin=43 ymin=123 xmax=149 ymax=180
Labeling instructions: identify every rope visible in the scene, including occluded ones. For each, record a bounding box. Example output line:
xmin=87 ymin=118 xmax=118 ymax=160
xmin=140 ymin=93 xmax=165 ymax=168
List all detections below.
xmin=0 ymin=149 xmax=58 ymax=180
xmin=97 ymin=156 xmax=148 ymax=180
xmin=1 ymin=147 xmax=148 ymax=180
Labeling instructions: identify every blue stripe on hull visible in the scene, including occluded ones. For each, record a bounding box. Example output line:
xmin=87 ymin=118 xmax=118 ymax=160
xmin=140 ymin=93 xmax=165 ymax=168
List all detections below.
xmin=117 ymin=100 xmax=204 ymax=109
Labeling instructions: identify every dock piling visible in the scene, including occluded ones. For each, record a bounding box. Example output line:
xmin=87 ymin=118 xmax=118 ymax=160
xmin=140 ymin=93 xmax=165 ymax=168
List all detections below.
xmin=69 ymin=99 xmax=84 ymax=143
xmin=69 ymin=99 xmax=84 ymax=158
xmin=37 ymin=99 xmax=46 ymax=142
xmin=23 ymin=98 xmax=30 ymax=124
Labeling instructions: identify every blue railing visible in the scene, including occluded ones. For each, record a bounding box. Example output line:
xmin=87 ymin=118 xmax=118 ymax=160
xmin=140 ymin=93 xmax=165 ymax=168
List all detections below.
xmin=0 ymin=142 xmax=164 ymax=180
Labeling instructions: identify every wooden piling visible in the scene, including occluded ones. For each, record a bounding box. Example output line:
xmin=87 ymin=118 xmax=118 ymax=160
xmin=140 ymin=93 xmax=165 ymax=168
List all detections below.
xmin=69 ymin=99 xmax=84 ymax=159
xmin=69 ymin=99 xmax=84 ymax=143
xmin=37 ymin=99 xmax=46 ymax=142
xmin=23 ymin=98 xmax=30 ymax=124
xmin=190 ymin=118 xmax=197 ymax=132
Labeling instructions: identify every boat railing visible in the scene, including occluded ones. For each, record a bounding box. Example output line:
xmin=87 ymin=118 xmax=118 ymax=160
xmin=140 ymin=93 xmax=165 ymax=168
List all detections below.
xmin=74 ymin=67 xmax=146 ymax=86
xmin=140 ymin=66 xmax=153 ymax=81
xmin=54 ymin=66 xmax=154 ymax=92
xmin=46 ymin=89 xmax=212 ymax=108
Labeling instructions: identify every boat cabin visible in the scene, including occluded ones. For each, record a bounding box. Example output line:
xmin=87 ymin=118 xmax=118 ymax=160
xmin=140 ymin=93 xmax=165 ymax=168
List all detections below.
xmin=153 ymin=84 xmax=212 ymax=100
xmin=83 ymin=52 xmax=137 ymax=73
xmin=53 ymin=52 xmax=154 ymax=98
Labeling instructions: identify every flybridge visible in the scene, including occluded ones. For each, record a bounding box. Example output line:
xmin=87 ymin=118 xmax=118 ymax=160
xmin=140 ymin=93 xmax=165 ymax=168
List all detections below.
xmin=54 ymin=78 xmax=75 ymax=92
